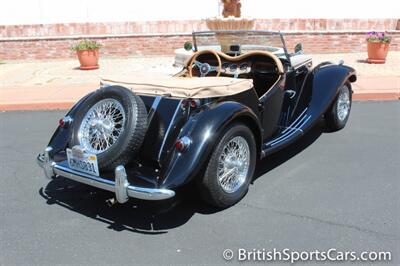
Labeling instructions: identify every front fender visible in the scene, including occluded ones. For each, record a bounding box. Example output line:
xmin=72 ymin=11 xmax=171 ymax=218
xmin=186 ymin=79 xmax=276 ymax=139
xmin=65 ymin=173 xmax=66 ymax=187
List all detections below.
xmin=309 ymin=63 xmax=356 ymax=117
xmin=160 ymin=101 xmax=262 ymax=188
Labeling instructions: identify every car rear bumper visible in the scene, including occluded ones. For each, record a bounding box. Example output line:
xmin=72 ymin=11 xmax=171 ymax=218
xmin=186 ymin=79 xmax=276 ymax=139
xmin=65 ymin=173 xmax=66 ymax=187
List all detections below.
xmin=37 ymin=146 xmax=175 ymax=203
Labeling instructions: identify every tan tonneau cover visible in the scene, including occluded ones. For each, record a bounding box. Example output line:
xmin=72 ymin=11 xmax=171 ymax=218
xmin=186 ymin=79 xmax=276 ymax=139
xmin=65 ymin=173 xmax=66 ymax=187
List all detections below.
xmin=101 ymin=76 xmax=253 ymax=99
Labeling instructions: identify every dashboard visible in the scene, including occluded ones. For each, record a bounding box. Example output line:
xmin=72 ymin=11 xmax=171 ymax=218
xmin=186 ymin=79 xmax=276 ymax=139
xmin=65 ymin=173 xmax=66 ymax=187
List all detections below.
xmin=220 ymin=61 xmax=279 ymax=77
xmin=221 ymin=62 xmax=252 ymax=76
xmin=190 ymin=50 xmax=284 ymax=78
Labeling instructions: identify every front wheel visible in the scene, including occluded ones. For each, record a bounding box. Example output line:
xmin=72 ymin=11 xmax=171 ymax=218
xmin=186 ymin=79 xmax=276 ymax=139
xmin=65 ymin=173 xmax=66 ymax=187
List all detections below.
xmin=197 ymin=123 xmax=256 ymax=208
xmin=325 ymin=83 xmax=352 ymax=131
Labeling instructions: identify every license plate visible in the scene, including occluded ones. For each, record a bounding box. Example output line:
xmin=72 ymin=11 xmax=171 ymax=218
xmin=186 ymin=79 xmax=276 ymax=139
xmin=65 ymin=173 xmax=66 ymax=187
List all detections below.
xmin=66 ymin=148 xmax=99 ymax=176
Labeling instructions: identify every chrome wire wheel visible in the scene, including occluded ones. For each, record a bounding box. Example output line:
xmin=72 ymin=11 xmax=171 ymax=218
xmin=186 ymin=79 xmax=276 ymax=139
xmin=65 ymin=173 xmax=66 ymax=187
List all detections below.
xmin=78 ymin=98 xmax=126 ymax=154
xmin=217 ymin=136 xmax=250 ymax=194
xmin=337 ymin=86 xmax=351 ymax=121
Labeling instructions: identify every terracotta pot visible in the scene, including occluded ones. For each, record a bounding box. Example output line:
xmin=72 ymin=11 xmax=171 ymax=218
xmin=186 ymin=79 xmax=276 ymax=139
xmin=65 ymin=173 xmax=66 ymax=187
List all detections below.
xmin=367 ymin=42 xmax=390 ymax=64
xmin=76 ymin=49 xmax=99 ymax=70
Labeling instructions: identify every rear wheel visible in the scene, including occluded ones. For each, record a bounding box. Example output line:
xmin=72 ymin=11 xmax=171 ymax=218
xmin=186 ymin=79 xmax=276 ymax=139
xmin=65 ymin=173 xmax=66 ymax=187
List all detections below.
xmin=325 ymin=83 xmax=352 ymax=131
xmin=197 ymin=123 xmax=256 ymax=208
xmin=70 ymin=86 xmax=148 ymax=170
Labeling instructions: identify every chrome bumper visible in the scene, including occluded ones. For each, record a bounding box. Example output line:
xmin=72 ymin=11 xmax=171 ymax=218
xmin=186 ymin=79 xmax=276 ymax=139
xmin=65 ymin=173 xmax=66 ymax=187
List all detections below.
xmin=37 ymin=147 xmax=175 ymax=203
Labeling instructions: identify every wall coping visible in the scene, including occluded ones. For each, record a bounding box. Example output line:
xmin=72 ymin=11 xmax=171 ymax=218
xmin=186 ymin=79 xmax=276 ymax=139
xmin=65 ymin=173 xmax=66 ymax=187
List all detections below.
xmin=1 ymin=30 xmax=399 ymax=42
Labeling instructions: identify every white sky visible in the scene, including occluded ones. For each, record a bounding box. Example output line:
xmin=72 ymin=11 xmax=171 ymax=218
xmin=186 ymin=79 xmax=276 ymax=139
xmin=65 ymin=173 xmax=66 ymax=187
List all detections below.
xmin=1 ymin=0 xmax=399 ymax=25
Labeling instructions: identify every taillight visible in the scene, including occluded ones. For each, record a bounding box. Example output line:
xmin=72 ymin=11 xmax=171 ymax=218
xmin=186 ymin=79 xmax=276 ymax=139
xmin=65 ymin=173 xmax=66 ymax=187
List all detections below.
xmin=59 ymin=118 xmax=65 ymax=127
xmin=181 ymin=99 xmax=200 ymax=110
xmin=59 ymin=116 xmax=73 ymax=128
xmin=190 ymin=99 xmax=200 ymax=109
xmin=175 ymin=136 xmax=192 ymax=152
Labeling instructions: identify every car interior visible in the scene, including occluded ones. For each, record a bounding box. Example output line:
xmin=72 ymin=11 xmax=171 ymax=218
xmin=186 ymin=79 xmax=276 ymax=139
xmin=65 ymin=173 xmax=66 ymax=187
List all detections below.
xmin=184 ymin=48 xmax=284 ymax=98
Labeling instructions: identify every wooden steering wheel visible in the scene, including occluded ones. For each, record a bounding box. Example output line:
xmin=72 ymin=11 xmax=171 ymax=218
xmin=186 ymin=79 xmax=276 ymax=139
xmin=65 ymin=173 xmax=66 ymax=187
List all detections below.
xmin=188 ymin=49 xmax=222 ymax=77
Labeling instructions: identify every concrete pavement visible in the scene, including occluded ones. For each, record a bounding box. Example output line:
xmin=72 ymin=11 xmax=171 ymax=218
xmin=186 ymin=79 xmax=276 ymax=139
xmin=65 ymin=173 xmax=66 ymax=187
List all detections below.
xmin=0 ymin=52 xmax=399 ymax=110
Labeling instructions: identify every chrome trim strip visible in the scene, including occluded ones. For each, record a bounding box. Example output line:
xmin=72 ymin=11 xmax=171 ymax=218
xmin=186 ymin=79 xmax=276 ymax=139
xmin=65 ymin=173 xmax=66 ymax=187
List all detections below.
xmin=157 ymin=101 xmax=182 ymax=161
xmin=270 ymin=115 xmax=311 ymax=146
xmin=269 ymin=113 xmax=308 ymax=145
xmin=147 ymin=96 xmax=162 ymax=123
xmin=281 ymin=108 xmax=308 ymax=134
xmin=265 ymin=108 xmax=309 ymax=147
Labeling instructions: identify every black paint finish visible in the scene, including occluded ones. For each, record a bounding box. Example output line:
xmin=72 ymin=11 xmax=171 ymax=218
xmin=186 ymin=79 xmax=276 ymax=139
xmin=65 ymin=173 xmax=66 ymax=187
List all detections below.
xmin=44 ymin=61 xmax=356 ymax=191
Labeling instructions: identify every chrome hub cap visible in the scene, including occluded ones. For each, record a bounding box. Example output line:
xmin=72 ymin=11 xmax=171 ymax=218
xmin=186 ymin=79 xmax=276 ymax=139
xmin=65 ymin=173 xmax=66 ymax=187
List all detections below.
xmin=337 ymin=86 xmax=351 ymax=121
xmin=217 ymin=136 xmax=250 ymax=194
xmin=78 ymin=98 xmax=125 ymax=154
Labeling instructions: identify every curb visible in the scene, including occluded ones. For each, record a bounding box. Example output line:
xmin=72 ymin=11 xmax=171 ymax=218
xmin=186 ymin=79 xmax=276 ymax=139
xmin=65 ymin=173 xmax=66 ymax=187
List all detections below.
xmin=353 ymin=91 xmax=400 ymax=101
xmin=0 ymin=91 xmax=398 ymax=111
xmin=0 ymin=102 xmax=75 ymax=111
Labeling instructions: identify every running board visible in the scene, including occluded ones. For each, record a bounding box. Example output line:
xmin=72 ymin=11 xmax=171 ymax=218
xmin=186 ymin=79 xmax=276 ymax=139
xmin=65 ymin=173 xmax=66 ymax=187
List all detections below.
xmin=261 ymin=108 xmax=311 ymax=158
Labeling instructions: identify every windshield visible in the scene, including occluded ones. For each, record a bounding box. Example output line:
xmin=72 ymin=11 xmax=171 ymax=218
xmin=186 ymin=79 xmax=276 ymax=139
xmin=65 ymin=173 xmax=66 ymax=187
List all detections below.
xmin=192 ymin=30 xmax=289 ymax=59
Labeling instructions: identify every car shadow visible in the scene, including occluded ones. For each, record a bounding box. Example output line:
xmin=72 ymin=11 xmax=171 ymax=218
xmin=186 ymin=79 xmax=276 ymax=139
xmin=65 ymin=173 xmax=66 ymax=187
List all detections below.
xmin=39 ymin=119 xmax=327 ymax=234
xmin=252 ymin=118 xmax=326 ymax=182
xmin=39 ymin=181 xmax=216 ymax=234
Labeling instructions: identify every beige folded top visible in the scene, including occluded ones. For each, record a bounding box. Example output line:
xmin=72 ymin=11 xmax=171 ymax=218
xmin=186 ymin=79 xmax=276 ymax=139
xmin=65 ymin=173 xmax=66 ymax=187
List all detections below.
xmin=101 ymin=75 xmax=253 ymax=99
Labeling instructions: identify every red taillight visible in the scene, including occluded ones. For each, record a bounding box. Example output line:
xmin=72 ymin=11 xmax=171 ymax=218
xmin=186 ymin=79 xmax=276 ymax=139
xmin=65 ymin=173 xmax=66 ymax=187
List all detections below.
xmin=175 ymin=140 xmax=185 ymax=151
xmin=59 ymin=116 xmax=72 ymax=128
xmin=175 ymin=136 xmax=191 ymax=152
xmin=59 ymin=118 xmax=65 ymax=127
xmin=190 ymin=99 xmax=200 ymax=109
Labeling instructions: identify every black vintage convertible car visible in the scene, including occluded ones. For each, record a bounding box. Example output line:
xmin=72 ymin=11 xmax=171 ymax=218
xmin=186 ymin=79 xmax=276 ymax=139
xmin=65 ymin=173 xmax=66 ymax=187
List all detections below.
xmin=37 ymin=30 xmax=356 ymax=208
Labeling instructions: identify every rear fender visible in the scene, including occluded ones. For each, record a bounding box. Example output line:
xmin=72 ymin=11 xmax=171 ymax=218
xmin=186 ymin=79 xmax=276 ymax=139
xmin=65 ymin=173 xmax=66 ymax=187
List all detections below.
xmin=308 ymin=63 xmax=356 ymax=117
xmin=160 ymin=101 xmax=262 ymax=188
xmin=46 ymin=91 xmax=95 ymax=157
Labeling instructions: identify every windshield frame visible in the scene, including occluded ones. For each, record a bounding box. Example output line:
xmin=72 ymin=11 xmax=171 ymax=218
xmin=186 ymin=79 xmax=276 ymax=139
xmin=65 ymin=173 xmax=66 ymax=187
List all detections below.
xmin=192 ymin=30 xmax=290 ymax=60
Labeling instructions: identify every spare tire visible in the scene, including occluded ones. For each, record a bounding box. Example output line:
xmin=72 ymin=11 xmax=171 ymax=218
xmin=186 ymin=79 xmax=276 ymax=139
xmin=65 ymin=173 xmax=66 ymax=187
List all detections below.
xmin=70 ymin=86 xmax=148 ymax=170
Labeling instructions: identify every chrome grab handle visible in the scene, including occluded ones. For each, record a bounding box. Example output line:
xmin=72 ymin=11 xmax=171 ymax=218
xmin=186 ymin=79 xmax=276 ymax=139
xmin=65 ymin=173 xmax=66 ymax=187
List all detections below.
xmin=285 ymin=90 xmax=296 ymax=99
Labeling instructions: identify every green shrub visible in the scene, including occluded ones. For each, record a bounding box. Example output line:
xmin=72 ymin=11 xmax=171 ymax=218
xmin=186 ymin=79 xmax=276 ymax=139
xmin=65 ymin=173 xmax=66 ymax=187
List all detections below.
xmin=184 ymin=41 xmax=193 ymax=51
xmin=71 ymin=39 xmax=102 ymax=51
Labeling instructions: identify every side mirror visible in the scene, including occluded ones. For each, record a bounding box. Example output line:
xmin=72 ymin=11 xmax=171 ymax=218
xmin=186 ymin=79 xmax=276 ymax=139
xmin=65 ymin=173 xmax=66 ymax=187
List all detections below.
xmin=294 ymin=43 xmax=303 ymax=54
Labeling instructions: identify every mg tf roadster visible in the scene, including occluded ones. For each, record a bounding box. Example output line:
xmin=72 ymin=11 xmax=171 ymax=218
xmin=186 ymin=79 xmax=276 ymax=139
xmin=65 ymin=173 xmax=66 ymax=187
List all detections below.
xmin=37 ymin=30 xmax=356 ymax=208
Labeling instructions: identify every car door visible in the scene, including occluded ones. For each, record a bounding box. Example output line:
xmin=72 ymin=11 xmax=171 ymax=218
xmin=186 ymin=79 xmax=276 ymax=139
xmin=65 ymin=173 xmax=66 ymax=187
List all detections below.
xmin=259 ymin=76 xmax=286 ymax=139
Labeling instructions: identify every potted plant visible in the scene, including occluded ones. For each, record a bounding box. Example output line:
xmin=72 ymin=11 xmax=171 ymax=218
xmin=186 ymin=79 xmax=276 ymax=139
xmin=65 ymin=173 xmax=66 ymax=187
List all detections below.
xmin=71 ymin=39 xmax=102 ymax=70
xmin=366 ymin=32 xmax=391 ymax=64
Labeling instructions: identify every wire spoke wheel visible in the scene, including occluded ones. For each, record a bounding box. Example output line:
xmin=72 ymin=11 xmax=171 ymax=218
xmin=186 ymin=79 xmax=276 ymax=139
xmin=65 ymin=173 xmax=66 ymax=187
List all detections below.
xmin=217 ymin=136 xmax=250 ymax=193
xmin=78 ymin=98 xmax=126 ymax=154
xmin=337 ymin=86 xmax=350 ymax=121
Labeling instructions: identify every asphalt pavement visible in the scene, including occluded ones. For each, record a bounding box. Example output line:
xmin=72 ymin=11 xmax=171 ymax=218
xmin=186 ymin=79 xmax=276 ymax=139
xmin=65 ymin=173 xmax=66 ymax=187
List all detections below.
xmin=0 ymin=101 xmax=399 ymax=265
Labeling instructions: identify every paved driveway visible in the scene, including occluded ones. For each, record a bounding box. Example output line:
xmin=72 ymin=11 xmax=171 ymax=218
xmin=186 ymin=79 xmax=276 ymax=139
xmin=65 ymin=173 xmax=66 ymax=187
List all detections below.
xmin=0 ymin=101 xmax=399 ymax=265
